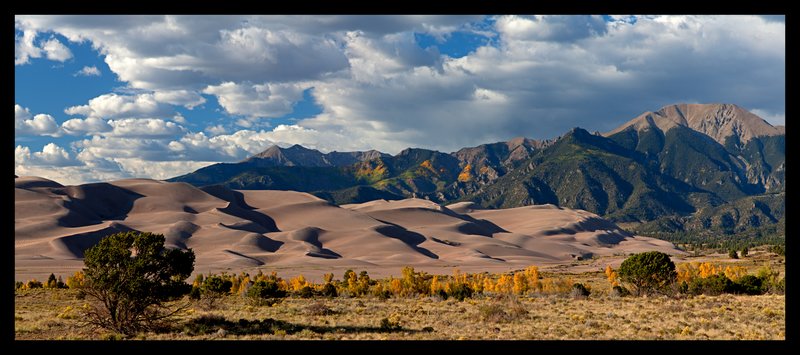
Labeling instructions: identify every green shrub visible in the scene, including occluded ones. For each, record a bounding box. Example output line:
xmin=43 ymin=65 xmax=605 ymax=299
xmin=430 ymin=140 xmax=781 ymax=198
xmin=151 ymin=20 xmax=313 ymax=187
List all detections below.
xmin=447 ymin=283 xmax=473 ymax=301
xmin=320 ymin=283 xmax=338 ymax=298
xmin=25 ymin=279 xmax=43 ymax=289
xmin=246 ymin=280 xmax=286 ymax=306
xmin=202 ymin=275 xmax=232 ymax=296
xmin=687 ymin=274 xmax=733 ymax=295
xmin=297 ymin=285 xmax=315 ymax=298
xmin=80 ymin=231 xmax=195 ymax=335
xmin=731 ymin=275 xmax=764 ymax=295
xmin=189 ymin=286 xmax=201 ymax=300
xmin=618 ymin=251 xmax=677 ymax=296
xmin=728 ymin=249 xmax=738 ymax=259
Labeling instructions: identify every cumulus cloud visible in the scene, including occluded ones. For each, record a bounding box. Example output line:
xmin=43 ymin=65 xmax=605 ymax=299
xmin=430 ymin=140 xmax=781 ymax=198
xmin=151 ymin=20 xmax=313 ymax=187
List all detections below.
xmin=15 ymin=30 xmax=41 ymax=65
xmin=75 ymin=66 xmax=101 ymax=76
xmin=64 ymin=93 xmax=172 ymax=119
xmin=14 ymin=31 xmax=73 ymax=64
xmin=15 ymin=104 xmax=61 ymax=136
xmin=106 ymin=118 xmax=185 ymax=138
xmin=203 ymin=82 xmax=306 ymax=120
xmin=61 ymin=117 xmax=113 ymax=135
xmin=41 ymin=38 xmax=73 ymax=61
xmin=495 ymin=15 xmax=608 ymax=42
xmin=15 ymin=143 xmax=79 ymax=167
xmin=153 ymin=90 xmax=205 ymax=109
xmin=205 ymin=124 xmax=227 ymax=136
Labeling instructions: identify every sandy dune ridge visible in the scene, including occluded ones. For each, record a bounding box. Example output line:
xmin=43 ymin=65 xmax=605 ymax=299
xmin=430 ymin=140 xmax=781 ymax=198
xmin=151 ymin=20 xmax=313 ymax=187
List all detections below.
xmin=15 ymin=176 xmax=682 ymax=281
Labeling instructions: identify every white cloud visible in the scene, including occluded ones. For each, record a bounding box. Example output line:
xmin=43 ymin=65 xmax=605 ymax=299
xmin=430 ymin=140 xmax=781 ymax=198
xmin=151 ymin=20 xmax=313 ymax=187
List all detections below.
xmin=153 ymin=90 xmax=206 ymax=109
xmin=203 ymin=81 xmax=306 ymax=119
xmin=106 ymin=159 xmax=214 ymax=180
xmin=15 ymin=104 xmax=61 ymax=136
xmin=64 ymin=93 xmax=171 ymax=119
xmin=15 ymin=30 xmax=41 ymax=65
xmin=75 ymin=66 xmax=101 ymax=76
xmin=106 ymin=118 xmax=185 ymax=138
xmin=15 ymin=143 xmax=79 ymax=167
xmin=41 ymin=38 xmax=73 ymax=61
xmin=61 ymin=117 xmax=113 ymax=136
xmin=750 ymin=108 xmax=785 ymax=126
xmin=205 ymin=124 xmax=227 ymax=136
xmin=495 ymin=15 xmax=608 ymax=42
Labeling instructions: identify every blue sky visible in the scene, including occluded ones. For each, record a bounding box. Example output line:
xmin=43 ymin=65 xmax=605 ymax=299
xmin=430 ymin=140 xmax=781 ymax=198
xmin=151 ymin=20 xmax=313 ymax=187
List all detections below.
xmin=15 ymin=15 xmax=785 ymax=184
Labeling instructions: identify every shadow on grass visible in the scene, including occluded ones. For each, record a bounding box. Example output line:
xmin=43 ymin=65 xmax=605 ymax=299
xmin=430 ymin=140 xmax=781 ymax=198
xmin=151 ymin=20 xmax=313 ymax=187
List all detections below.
xmin=178 ymin=315 xmax=432 ymax=336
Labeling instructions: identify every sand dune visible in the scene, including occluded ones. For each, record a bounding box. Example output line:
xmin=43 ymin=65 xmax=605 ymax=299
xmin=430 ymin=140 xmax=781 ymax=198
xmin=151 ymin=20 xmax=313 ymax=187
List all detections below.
xmin=15 ymin=176 xmax=684 ymax=281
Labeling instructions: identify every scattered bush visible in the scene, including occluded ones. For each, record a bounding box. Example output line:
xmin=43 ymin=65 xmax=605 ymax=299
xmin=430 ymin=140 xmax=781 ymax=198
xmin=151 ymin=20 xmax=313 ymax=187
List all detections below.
xmin=728 ymin=249 xmax=738 ymax=259
xmin=305 ymin=301 xmax=336 ymax=316
xmin=767 ymin=245 xmax=784 ymax=256
xmin=618 ymin=251 xmax=676 ymax=296
xmin=570 ymin=283 xmax=590 ymax=299
xmin=610 ymin=285 xmax=629 ymax=297
xmin=379 ymin=314 xmax=402 ymax=331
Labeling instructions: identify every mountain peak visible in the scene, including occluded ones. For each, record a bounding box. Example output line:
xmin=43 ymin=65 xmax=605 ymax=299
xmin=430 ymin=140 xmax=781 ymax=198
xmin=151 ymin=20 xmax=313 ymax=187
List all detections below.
xmin=605 ymin=103 xmax=783 ymax=144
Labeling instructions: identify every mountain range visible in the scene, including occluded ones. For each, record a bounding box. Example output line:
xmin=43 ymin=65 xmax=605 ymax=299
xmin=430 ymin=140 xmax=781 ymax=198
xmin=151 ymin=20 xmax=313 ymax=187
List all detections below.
xmin=170 ymin=103 xmax=785 ymax=240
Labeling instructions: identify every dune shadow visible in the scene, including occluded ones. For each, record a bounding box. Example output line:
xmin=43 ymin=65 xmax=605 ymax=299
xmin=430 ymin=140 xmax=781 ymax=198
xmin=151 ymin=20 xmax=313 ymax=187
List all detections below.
xmin=235 ymin=233 xmax=284 ymax=252
xmin=52 ymin=183 xmax=145 ymax=227
xmin=222 ymin=249 xmax=266 ymax=266
xmin=373 ymin=222 xmax=439 ymax=259
xmin=202 ymin=185 xmax=280 ymax=232
xmin=288 ymin=227 xmax=341 ymax=259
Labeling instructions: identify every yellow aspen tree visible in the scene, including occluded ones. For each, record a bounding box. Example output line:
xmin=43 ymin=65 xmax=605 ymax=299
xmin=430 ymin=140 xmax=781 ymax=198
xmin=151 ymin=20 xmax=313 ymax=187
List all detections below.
xmin=238 ymin=276 xmax=251 ymax=296
xmin=513 ymin=272 xmax=528 ymax=295
xmin=278 ymin=279 xmax=290 ymax=291
xmin=525 ymin=266 xmax=541 ymax=291
xmin=496 ymin=274 xmax=513 ymax=294
xmin=604 ymin=265 xmax=620 ymax=287
xmin=323 ymin=273 xmax=334 ymax=284
xmin=483 ymin=277 xmax=495 ymax=293
xmin=390 ymin=278 xmax=403 ymax=296
xmin=347 ymin=271 xmax=359 ymax=294
xmin=471 ymin=274 xmax=484 ymax=293
xmin=290 ymin=275 xmax=308 ymax=291
xmin=724 ymin=266 xmax=747 ymax=281
xmin=66 ymin=270 xmax=87 ymax=289
xmin=230 ymin=276 xmax=241 ymax=294
xmin=430 ymin=275 xmax=440 ymax=295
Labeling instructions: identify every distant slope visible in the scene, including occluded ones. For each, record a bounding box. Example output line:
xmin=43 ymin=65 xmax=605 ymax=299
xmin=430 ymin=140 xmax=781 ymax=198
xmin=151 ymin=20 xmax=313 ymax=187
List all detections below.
xmin=168 ymin=103 xmax=784 ymax=241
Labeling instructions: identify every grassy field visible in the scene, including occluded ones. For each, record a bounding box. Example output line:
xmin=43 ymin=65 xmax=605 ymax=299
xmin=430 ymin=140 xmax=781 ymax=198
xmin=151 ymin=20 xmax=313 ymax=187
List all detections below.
xmin=15 ymin=261 xmax=786 ymax=340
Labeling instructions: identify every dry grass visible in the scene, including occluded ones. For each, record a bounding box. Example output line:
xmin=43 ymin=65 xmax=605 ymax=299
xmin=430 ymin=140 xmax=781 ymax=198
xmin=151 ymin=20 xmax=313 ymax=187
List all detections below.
xmin=15 ymin=288 xmax=785 ymax=340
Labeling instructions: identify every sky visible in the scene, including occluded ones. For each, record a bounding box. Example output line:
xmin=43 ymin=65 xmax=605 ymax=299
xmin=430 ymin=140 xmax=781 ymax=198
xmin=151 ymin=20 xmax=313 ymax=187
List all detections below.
xmin=14 ymin=15 xmax=785 ymax=185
